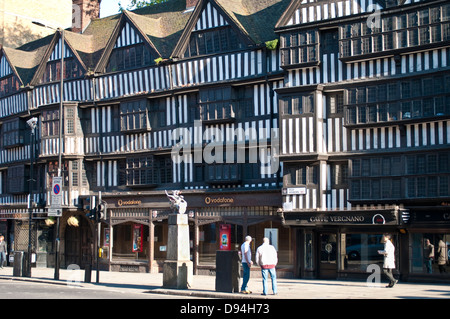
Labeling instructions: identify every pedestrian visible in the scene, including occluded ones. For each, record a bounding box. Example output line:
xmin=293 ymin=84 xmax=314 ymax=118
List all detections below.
xmin=437 ymin=238 xmax=448 ymax=274
xmin=424 ymin=238 xmax=434 ymax=274
xmin=0 ymin=235 xmax=7 ymax=269
xmin=256 ymin=237 xmax=278 ymax=296
xmin=378 ymin=233 xmax=397 ymax=288
xmin=240 ymin=235 xmax=253 ymax=294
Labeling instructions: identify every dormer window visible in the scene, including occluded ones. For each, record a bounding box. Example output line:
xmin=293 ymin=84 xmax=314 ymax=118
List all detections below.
xmin=184 ymin=26 xmax=243 ymax=58
xmin=41 ymin=58 xmax=84 ymax=83
xmin=0 ymin=74 xmax=20 ymax=97
xmin=106 ymin=43 xmax=154 ymax=73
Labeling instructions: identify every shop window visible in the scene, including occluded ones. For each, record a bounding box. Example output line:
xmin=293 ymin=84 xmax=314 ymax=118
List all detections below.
xmin=199 ymin=223 xmax=218 ymax=265
xmin=342 ymin=234 xmax=386 ymax=272
xmin=410 ymin=233 xmax=450 ymax=275
xmin=112 ymin=222 xmax=149 ymax=261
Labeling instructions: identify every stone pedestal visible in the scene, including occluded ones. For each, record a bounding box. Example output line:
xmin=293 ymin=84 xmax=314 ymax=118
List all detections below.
xmin=163 ymin=214 xmax=193 ymax=289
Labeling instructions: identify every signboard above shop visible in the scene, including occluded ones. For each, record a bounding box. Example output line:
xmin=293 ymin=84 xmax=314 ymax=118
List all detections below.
xmin=282 ymin=210 xmax=399 ymax=226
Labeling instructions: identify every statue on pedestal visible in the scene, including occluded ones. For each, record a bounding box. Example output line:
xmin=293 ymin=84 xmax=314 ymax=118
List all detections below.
xmin=163 ymin=190 xmax=193 ymax=289
xmin=165 ymin=190 xmax=187 ymax=214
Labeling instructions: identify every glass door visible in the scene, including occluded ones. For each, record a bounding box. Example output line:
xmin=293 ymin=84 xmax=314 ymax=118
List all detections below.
xmin=319 ymin=232 xmax=337 ymax=279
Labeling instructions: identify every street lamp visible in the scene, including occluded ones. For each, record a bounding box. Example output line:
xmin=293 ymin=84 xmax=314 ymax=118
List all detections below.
xmin=32 ymin=21 xmax=64 ymax=280
xmin=26 ymin=117 xmax=38 ymax=278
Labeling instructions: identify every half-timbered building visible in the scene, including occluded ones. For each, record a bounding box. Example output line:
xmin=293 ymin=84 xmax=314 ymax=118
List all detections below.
xmin=1 ymin=0 xmax=448 ymax=282
xmin=277 ymin=0 xmax=450 ymax=281
xmin=0 ymin=0 xmax=294 ymax=276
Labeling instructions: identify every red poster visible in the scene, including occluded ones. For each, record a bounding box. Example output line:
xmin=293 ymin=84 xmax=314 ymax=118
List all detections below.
xmin=132 ymin=224 xmax=143 ymax=253
xmin=219 ymin=224 xmax=231 ymax=250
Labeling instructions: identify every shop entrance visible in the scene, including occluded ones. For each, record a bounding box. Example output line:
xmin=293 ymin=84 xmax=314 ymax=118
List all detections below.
xmin=65 ymin=216 xmax=93 ymax=269
xmin=318 ymin=232 xmax=337 ymax=279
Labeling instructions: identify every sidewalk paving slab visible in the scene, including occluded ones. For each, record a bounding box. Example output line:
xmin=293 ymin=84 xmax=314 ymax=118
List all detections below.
xmin=1 ymin=266 xmax=450 ymax=299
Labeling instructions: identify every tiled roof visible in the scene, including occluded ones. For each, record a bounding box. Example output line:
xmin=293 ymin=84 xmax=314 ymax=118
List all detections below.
xmin=2 ymin=0 xmax=289 ymax=84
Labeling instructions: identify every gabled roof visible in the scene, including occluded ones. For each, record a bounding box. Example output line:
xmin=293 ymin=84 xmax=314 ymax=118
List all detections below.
xmin=0 ymin=0 xmax=291 ymax=86
xmin=172 ymin=0 xmax=290 ymax=58
xmin=93 ymin=0 xmax=195 ymax=72
xmin=275 ymin=0 xmax=408 ymax=29
xmin=94 ymin=11 xmax=162 ymax=72
xmin=215 ymin=0 xmax=291 ymax=44
xmin=126 ymin=0 xmax=195 ymax=58
xmin=2 ymin=44 xmax=48 ymax=86
xmin=29 ymin=29 xmax=91 ymax=85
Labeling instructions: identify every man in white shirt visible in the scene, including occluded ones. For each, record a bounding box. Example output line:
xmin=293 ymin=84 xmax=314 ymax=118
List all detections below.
xmin=378 ymin=233 xmax=397 ymax=288
xmin=240 ymin=236 xmax=253 ymax=294
xmin=256 ymin=237 xmax=278 ymax=296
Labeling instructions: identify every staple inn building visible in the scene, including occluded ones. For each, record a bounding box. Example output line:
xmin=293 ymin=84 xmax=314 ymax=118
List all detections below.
xmin=0 ymin=0 xmax=448 ymax=282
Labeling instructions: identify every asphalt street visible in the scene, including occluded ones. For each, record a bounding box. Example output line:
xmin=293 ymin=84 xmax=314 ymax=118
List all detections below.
xmin=0 ymin=280 xmax=198 ymax=299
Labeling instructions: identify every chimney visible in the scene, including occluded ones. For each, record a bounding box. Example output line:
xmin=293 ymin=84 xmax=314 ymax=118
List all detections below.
xmin=186 ymin=0 xmax=199 ymax=11
xmin=72 ymin=0 xmax=101 ymax=33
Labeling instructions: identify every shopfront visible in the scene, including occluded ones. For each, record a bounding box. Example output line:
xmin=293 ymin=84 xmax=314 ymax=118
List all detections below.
xmin=403 ymin=206 xmax=450 ymax=282
xmin=283 ymin=208 xmax=403 ymax=280
xmin=100 ymin=189 xmax=291 ymax=275
xmin=0 ymin=208 xmax=53 ymax=268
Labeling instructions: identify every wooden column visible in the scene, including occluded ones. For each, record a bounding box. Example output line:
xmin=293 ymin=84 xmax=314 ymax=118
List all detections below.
xmin=193 ymin=213 xmax=199 ymax=275
xmin=149 ymin=210 xmax=155 ymax=273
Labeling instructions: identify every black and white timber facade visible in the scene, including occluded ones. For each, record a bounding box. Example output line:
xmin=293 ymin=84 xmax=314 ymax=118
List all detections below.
xmin=277 ymin=0 xmax=450 ymax=281
xmin=0 ymin=0 xmax=448 ymax=281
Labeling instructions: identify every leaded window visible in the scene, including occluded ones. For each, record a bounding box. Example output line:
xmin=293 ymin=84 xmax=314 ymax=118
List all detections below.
xmin=106 ymin=43 xmax=154 ymax=73
xmin=120 ymin=100 xmax=150 ymax=132
xmin=340 ymin=3 xmax=450 ymax=58
xmin=184 ymin=26 xmax=242 ymax=58
xmin=281 ymin=30 xmax=319 ymax=66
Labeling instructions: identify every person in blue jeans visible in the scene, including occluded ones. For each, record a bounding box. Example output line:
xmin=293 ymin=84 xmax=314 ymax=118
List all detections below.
xmin=256 ymin=237 xmax=278 ymax=296
xmin=0 ymin=235 xmax=7 ymax=269
xmin=240 ymin=236 xmax=253 ymax=294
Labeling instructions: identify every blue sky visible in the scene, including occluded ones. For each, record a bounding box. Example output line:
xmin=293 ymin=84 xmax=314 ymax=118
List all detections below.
xmin=100 ymin=0 xmax=132 ymax=18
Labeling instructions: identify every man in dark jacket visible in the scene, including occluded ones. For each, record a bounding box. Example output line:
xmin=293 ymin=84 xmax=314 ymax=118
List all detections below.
xmin=0 ymin=235 xmax=7 ymax=269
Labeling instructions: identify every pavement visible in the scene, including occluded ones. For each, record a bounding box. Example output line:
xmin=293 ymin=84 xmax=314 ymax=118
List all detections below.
xmin=0 ymin=266 xmax=450 ymax=299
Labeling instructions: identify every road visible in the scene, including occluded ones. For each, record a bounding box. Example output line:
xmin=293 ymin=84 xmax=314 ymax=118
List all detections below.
xmin=0 ymin=280 xmax=198 ymax=299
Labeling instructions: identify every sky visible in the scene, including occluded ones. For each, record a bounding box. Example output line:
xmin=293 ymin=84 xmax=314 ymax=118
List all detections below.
xmin=100 ymin=0 xmax=133 ymax=18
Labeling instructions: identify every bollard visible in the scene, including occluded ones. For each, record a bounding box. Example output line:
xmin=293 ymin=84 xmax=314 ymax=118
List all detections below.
xmin=84 ymin=264 xmax=92 ymax=283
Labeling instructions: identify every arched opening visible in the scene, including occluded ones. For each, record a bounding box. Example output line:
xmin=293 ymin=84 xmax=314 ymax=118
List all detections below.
xmin=64 ymin=215 xmax=93 ymax=269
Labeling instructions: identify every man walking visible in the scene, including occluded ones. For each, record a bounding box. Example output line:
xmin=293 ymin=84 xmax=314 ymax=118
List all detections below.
xmin=424 ymin=238 xmax=434 ymax=274
xmin=240 ymin=236 xmax=253 ymax=294
xmin=256 ymin=237 xmax=278 ymax=296
xmin=378 ymin=233 xmax=397 ymax=288
xmin=0 ymin=235 xmax=7 ymax=269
